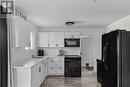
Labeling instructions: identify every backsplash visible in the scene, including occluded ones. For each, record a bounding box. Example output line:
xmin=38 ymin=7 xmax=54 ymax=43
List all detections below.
xmin=39 ymin=47 xmax=80 ymax=56
xmin=63 ymin=48 xmax=80 ymax=55
xmin=11 ymin=48 xmax=37 ymax=64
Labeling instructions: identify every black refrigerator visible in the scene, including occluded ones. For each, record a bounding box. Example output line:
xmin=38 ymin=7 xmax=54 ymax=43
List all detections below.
xmin=101 ymin=30 xmax=130 ymax=87
xmin=0 ymin=8 xmax=8 ymax=87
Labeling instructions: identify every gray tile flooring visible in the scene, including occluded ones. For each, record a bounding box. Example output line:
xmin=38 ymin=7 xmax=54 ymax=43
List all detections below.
xmin=40 ymin=68 xmax=101 ymax=87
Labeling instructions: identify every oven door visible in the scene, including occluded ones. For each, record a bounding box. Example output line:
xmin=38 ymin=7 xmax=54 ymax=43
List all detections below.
xmin=64 ymin=38 xmax=80 ymax=47
xmin=65 ymin=58 xmax=81 ymax=77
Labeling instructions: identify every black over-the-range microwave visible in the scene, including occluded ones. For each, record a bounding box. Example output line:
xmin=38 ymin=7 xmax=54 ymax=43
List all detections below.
xmin=64 ymin=38 xmax=80 ymax=47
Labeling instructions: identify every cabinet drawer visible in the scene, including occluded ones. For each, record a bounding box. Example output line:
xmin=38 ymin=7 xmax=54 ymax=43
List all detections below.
xmin=57 ymin=64 xmax=64 ymax=68
xmin=48 ymin=67 xmax=56 ymax=74
xmin=49 ymin=60 xmax=55 ymax=62
xmin=57 ymin=60 xmax=64 ymax=63
xmin=57 ymin=65 xmax=64 ymax=68
xmin=49 ymin=57 xmax=55 ymax=61
xmin=48 ymin=60 xmax=55 ymax=66
xmin=57 ymin=57 xmax=64 ymax=60
xmin=56 ymin=67 xmax=64 ymax=74
xmin=48 ymin=63 xmax=55 ymax=67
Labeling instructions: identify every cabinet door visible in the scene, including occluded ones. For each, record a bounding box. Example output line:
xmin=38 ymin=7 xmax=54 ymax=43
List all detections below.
xmin=38 ymin=63 xmax=43 ymax=86
xmin=14 ymin=16 xmax=29 ymax=47
xmin=49 ymin=32 xmax=58 ymax=47
xmin=65 ymin=32 xmax=80 ymax=38
xmin=41 ymin=59 xmax=47 ymax=81
xmin=38 ymin=32 xmax=50 ymax=47
xmin=41 ymin=60 xmax=45 ymax=80
xmin=45 ymin=58 xmax=48 ymax=76
xmin=21 ymin=20 xmax=29 ymax=47
xmin=31 ymin=65 xmax=39 ymax=87
xmin=28 ymin=22 xmax=37 ymax=49
xmin=50 ymin=32 xmax=64 ymax=47
xmin=56 ymin=32 xmax=64 ymax=47
xmin=32 ymin=61 xmax=45 ymax=87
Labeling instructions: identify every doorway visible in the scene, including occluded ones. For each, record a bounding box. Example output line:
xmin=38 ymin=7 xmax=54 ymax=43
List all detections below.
xmin=81 ymin=36 xmax=95 ymax=70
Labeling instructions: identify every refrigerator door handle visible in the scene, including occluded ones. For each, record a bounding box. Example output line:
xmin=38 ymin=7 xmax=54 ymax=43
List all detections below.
xmin=104 ymin=42 xmax=109 ymax=71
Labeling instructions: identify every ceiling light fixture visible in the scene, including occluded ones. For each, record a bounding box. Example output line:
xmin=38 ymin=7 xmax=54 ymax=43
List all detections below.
xmin=65 ymin=22 xmax=74 ymax=26
xmin=93 ymin=0 xmax=96 ymax=3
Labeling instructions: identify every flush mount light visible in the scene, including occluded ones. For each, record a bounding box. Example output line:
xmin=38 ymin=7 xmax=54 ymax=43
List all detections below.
xmin=93 ymin=0 xmax=96 ymax=3
xmin=65 ymin=22 xmax=74 ymax=26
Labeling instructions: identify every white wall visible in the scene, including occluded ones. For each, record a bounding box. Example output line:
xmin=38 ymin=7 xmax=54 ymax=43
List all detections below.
xmin=107 ymin=15 xmax=130 ymax=32
xmin=38 ymin=27 xmax=105 ymax=72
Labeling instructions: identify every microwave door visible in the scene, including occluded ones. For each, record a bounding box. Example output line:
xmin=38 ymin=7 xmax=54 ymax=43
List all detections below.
xmin=67 ymin=41 xmax=77 ymax=46
xmin=65 ymin=39 xmax=80 ymax=47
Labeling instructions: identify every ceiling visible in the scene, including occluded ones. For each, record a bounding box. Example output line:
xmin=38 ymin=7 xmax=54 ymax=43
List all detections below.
xmin=16 ymin=0 xmax=130 ymax=28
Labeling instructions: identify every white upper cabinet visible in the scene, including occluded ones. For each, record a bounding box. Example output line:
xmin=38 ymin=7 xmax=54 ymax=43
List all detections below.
xmin=50 ymin=32 xmax=64 ymax=47
xmin=8 ymin=15 xmax=37 ymax=48
xmin=19 ymin=19 xmax=29 ymax=47
xmin=28 ymin=22 xmax=37 ymax=49
xmin=13 ymin=16 xmax=29 ymax=48
xmin=38 ymin=32 xmax=50 ymax=47
xmin=38 ymin=32 xmax=80 ymax=47
xmin=65 ymin=32 xmax=80 ymax=38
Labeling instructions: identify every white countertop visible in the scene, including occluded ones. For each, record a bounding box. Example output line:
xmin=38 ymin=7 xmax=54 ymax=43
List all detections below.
xmin=13 ymin=56 xmax=65 ymax=68
xmin=13 ymin=56 xmax=48 ymax=68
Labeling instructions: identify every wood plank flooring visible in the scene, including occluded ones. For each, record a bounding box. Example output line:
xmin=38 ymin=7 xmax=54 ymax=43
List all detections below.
xmin=40 ymin=68 xmax=101 ymax=87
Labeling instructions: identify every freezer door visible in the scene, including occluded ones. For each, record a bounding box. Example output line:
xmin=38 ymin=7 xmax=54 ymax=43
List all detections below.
xmin=121 ymin=31 xmax=130 ymax=87
xmin=0 ymin=15 xmax=8 ymax=87
xmin=102 ymin=30 xmax=120 ymax=87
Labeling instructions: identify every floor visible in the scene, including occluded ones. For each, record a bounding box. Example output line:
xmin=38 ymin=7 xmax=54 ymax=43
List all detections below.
xmin=40 ymin=68 xmax=101 ymax=87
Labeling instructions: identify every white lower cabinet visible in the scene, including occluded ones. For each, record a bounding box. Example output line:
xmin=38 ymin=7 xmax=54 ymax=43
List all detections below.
xmin=41 ymin=58 xmax=48 ymax=81
xmin=31 ymin=64 xmax=40 ymax=87
xmin=13 ymin=58 xmax=48 ymax=87
xmin=48 ymin=57 xmax=64 ymax=75
xmin=13 ymin=57 xmax=64 ymax=87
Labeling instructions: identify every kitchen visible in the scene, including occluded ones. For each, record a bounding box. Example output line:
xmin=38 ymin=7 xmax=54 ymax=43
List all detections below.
xmin=0 ymin=0 xmax=130 ymax=87
xmin=7 ymin=9 xmax=102 ymax=87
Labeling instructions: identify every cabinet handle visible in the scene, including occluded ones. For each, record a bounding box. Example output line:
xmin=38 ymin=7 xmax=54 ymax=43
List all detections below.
xmin=39 ymin=67 xmax=41 ymax=72
xmin=59 ymin=61 xmax=62 ymax=62
xmin=56 ymin=44 xmax=58 ymax=47
xmin=50 ymin=68 xmax=54 ymax=69
xmin=58 ymin=68 xmax=62 ymax=69
xmin=71 ymin=35 xmax=74 ymax=38
xmin=50 ymin=61 xmax=54 ymax=62
xmin=48 ymin=44 xmax=50 ymax=47
xmin=28 ymin=42 xmax=31 ymax=46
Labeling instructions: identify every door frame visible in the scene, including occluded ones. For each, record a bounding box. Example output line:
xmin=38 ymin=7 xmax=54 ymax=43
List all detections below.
xmin=80 ymin=36 xmax=95 ymax=67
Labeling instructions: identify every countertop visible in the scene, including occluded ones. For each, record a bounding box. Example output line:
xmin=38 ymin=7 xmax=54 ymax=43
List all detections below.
xmin=13 ymin=55 xmax=65 ymax=68
xmin=13 ymin=56 xmax=48 ymax=68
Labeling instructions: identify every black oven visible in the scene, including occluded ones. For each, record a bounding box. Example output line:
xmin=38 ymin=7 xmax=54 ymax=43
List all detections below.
xmin=64 ymin=38 xmax=80 ymax=47
xmin=65 ymin=55 xmax=81 ymax=77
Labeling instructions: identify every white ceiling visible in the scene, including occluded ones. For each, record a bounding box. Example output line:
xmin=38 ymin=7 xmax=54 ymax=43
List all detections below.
xmin=16 ymin=0 xmax=130 ymax=28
